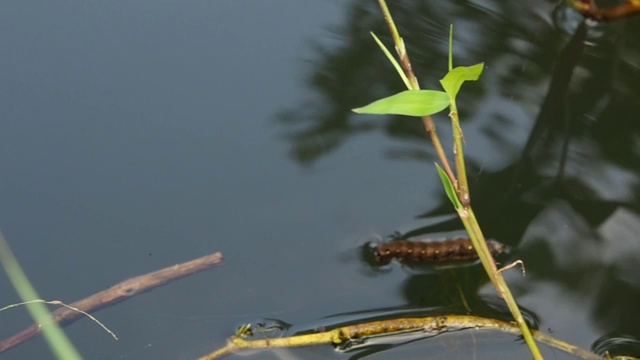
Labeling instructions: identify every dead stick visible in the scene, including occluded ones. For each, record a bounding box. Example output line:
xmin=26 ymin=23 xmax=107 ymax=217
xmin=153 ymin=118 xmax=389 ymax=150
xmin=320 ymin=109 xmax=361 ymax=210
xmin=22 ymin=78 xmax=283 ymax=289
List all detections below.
xmin=0 ymin=251 xmax=223 ymax=353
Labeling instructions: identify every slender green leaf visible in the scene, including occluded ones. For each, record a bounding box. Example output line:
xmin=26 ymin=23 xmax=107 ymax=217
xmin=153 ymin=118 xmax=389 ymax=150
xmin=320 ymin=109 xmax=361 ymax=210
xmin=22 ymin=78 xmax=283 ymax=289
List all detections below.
xmin=353 ymin=90 xmax=449 ymax=116
xmin=370 ymin=32 xmax=412 ymax=90
xmin=435 ymin=163 xmax=462 ymax=209
xmin=0 ymin=229 xmax=82 ymax=360
xmin=448 ymin=25 xmax=453 ymax=71
xmin=439 ymin=63 xmax=484 ymax=100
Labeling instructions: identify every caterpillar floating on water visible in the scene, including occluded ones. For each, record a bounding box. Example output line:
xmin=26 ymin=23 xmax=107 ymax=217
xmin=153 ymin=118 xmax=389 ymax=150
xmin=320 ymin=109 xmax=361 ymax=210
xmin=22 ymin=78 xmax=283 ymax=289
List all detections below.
xmin=372 ymin=237 xmax=506 ymax=265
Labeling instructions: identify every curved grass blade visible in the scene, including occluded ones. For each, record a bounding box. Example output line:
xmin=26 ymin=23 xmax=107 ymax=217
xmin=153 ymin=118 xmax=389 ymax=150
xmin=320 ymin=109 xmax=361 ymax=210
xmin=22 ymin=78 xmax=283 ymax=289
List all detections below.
xmin=370 ymin=32 xmax=412 ymax=89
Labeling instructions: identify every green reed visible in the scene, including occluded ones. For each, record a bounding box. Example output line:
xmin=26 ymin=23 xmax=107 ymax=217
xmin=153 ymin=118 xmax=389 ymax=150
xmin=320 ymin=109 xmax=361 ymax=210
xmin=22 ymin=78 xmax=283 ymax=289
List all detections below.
xmin=352 ymin=1 xmax=543 ymax=358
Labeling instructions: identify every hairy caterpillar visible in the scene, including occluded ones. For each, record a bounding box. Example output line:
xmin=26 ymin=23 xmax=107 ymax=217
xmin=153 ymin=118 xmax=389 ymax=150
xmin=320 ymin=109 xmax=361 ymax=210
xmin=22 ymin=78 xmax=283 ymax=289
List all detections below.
xmin=373 ymin=237 xmax=506 ymax=265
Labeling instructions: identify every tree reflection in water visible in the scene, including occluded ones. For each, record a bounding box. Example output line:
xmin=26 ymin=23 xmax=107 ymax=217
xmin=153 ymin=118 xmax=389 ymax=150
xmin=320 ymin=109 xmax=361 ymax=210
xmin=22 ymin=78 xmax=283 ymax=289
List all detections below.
xmin=276 ymin=0 xmax=640 ymax=354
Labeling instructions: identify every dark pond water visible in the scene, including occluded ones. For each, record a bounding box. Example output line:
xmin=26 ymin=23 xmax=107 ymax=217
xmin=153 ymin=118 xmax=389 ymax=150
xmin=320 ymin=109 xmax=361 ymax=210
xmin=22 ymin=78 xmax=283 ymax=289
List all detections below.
xmin=2 ymin=1 xmax=640 ymax=359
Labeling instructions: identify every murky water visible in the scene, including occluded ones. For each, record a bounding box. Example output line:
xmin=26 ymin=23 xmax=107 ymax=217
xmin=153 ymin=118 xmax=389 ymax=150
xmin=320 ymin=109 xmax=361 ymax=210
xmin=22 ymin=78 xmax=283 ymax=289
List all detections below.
xmin=1 ymin=1 xmax=640 ymax=359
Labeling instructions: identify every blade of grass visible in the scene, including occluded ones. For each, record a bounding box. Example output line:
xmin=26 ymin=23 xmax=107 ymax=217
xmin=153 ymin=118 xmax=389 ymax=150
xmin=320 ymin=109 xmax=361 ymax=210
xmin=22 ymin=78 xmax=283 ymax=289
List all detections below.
xmin=448 ymin=24 xmax=453 ymax=71
xmin=370 ymin=32 xmax=412 ymax=89
xmin=0 ymin=229 xmax=82 ymax=360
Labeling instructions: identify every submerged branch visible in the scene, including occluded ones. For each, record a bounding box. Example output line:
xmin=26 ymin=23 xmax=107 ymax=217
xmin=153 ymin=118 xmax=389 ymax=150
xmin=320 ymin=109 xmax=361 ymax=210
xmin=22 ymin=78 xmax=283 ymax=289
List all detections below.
xmin=198 ymin=314 xmax=603 ymax=360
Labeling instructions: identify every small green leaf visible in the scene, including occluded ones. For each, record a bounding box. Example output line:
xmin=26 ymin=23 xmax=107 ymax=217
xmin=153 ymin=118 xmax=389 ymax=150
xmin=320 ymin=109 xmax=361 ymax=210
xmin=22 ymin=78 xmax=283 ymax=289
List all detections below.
xmin=353 ymin=90 xmax=449 ymax=116
xmin=448 ymin=25 xmax=453 ymax=71
xmin=439 ymin=63 xmax=484 ymax=100
xmin=370 ymin=32 xmax=412 ymax=90
xmin=435 ymin=163 xmax=462 ymax=209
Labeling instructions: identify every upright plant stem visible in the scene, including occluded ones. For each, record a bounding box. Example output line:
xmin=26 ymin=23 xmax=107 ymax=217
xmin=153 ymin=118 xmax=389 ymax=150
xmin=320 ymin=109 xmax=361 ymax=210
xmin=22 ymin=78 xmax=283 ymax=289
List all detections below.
xmin=375 ymin=1 xmax=543 ymax=359
xmin=449 ymin=105 xmax=470 ymax=206
xmin=462 ymin=209 xmax=542 ymax=359
xmin=377 ymin=0 xmax=457 ymax=187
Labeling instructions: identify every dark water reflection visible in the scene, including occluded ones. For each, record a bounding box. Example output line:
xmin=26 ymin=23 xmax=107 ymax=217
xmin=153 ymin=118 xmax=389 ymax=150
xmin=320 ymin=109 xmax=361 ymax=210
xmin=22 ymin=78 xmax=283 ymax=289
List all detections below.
xmin=279 ymin=0 xmax=640 ymax=358
xmin=1 ymin=0 xmax=640 ymax=359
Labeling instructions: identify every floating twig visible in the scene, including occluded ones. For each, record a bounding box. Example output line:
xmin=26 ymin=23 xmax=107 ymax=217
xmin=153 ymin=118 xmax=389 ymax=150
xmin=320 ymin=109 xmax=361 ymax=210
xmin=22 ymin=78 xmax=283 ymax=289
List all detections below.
xmin=197 ymin=314 xmax=603 ymax=360
xmin=0 ymin=251 xmax=223 ymax=353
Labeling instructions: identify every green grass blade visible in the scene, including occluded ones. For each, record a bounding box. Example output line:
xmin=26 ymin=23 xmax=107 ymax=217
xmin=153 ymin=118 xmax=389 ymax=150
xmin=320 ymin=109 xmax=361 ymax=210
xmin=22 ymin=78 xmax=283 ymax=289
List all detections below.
xmin=0 ymin=229 xmax=82 ymax=360
xmin=448 ymin=25 xmax=453 ymax=71
xmin=370 ymin=32 xmax=412 ymax=89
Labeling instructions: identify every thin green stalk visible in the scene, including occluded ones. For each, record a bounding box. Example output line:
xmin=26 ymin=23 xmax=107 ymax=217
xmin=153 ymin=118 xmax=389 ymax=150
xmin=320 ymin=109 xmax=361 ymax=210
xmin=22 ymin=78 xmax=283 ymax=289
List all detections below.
xmin=449 ymin=103 xmax=470 ymax=206
xmin=460 ymin=208 xmax=543 ymax=359
xmin=375 ymin=1 xmax=543 ymax=358
xmin=446 ymin=27 xmax=470 ymax=207
xmin=0 ymin=229 xmax=82 ymax=360
xmin=377 ymin=0 xmax=418 ymax=90
xmin=448 ymin=25 xmax=453 ymax=71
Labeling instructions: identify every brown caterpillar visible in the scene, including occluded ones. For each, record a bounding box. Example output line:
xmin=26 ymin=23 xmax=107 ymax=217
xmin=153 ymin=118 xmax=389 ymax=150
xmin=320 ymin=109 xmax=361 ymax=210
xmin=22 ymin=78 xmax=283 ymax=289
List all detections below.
xmin=373 ymin=237 xmax=506 ymax=265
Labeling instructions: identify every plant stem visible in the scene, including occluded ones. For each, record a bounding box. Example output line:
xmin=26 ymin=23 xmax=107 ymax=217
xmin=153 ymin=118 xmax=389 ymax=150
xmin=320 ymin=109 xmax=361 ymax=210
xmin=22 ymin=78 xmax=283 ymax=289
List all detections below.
xmin=375 ymin=1 xmax=544 ymax=359
xmin=449 ymin=102 xmax=470 ymax=206
xmin=461 ymin=208 xmax=543 ymax=360
xmin=448 ymin=70 xmax=539 ymax=359
xmin=377 ymin=0 xmax=458 ymax=189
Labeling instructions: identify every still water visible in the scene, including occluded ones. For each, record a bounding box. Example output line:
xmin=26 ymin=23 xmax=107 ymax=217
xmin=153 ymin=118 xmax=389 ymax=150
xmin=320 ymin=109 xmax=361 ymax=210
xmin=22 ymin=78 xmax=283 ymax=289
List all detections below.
xmin=1 ymin=1 xmax=640 ymax=359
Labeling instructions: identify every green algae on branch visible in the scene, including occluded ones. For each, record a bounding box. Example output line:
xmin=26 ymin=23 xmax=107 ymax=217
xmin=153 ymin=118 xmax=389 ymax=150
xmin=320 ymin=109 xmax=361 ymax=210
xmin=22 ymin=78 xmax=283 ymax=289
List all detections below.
xmin=197 ymin=314 xmax=605 ymax=360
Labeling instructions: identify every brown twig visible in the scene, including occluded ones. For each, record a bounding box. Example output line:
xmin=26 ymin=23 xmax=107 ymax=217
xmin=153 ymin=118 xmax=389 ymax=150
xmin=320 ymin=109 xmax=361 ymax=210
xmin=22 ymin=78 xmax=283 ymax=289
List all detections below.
xmin=0 ymin=251 xmax=224 ymax=353
xmin=571 ymin=0 xmax=640 ymax=21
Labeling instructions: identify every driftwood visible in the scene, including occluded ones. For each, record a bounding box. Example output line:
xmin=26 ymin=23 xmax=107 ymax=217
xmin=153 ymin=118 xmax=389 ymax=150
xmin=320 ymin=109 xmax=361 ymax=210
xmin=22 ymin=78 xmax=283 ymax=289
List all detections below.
xmin=0 ymin=251 xmax=223 ymax=353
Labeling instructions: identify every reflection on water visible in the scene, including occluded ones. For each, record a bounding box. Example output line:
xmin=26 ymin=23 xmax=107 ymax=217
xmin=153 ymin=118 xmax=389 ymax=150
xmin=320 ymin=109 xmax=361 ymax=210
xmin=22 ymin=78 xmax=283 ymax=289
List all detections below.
xmin=3 ymin=0 xmax=640 ymax=358
xmin=593 ymin=334 xmax=640 ymax=358
xmin=277 ymin=0 xmax=640 ymax=357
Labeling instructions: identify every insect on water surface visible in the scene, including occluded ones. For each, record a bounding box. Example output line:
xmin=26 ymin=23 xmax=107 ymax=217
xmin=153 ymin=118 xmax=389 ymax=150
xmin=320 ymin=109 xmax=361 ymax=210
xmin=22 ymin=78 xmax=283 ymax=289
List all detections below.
xmin=373 ymin=236 xmax=506 ymax=265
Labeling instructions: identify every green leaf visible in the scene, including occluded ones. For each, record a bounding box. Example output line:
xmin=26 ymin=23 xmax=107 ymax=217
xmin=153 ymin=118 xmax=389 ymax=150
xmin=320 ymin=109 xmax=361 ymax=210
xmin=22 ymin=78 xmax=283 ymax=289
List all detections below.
xmin=448 ymin=24 xmax=453 ymax=71
xmin=435 ymin=163 xmax=462 ymax=209
xmin=439 ymin=63 xmax=484 ymax=100
xmin=353 ymin=90 xmax=449 ymax=116
xmin=0 ymin=230 xmax=82 ymax=360
xmin=370 ymin=32 xmax=412 ymax=90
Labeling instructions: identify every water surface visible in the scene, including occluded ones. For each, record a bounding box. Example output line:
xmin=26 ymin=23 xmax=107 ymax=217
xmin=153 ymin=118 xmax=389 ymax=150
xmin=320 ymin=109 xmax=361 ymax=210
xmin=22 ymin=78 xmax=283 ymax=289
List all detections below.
xmin=1 ymin=1 xmax=640 ymax=359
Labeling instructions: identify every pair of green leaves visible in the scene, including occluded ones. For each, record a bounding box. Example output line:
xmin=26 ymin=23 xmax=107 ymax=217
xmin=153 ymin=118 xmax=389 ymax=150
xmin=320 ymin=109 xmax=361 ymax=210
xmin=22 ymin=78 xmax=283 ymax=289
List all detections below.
xmin=352 ymin=62 xmax=483 ymax=117
xmin=352 ymin=29 xmax=483 ymax=210
xmin=351 ymin=62 xmax=482 ymax=211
